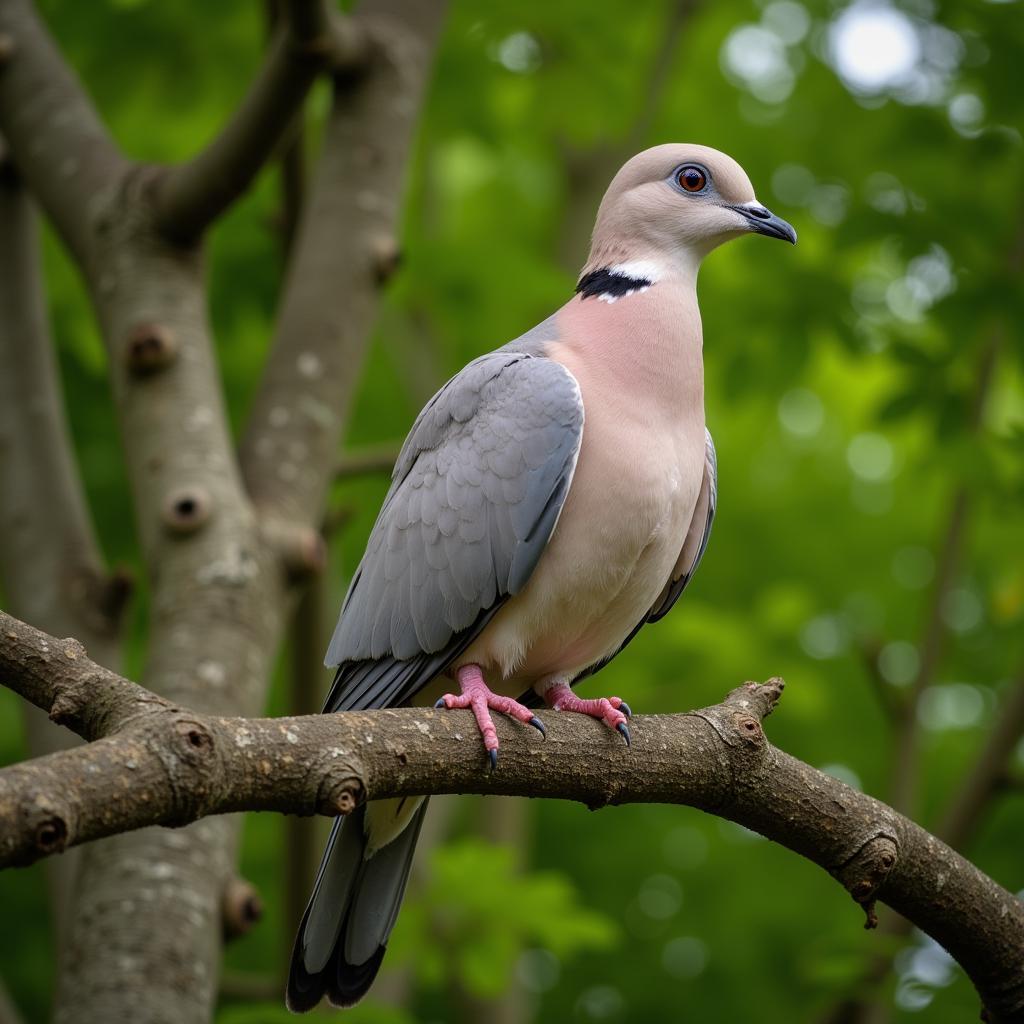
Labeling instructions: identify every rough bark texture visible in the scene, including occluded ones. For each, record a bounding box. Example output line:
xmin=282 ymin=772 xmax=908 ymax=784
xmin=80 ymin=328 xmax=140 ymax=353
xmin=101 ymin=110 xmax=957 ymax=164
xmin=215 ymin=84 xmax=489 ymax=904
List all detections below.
xmin=0 ymin=149 xmax=128 ymax=947
xmin=0 ymin=1 xmax=446 ymax=1021
xmin=1 ymin=611 xmax=1023 ymax=1023
xmin=239 ymin=0 xmax=443 ymax=525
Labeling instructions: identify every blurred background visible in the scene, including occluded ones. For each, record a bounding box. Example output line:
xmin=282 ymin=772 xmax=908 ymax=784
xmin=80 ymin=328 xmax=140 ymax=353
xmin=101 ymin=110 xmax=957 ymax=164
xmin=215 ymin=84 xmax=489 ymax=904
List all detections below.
xmin=1 ymin=0 xmax=1022 ymax=1021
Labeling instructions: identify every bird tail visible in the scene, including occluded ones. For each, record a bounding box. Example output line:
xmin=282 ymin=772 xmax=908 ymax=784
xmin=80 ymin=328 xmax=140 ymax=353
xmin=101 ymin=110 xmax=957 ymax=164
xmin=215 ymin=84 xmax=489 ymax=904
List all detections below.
xmin=286 ymin=800 xmax=428 ymax=1011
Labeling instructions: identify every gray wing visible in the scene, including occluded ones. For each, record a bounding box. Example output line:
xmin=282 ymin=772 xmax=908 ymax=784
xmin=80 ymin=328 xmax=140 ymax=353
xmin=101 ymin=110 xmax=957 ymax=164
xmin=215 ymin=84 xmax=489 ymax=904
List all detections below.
xmin=519 ymin=428 xmax=717 ymax=702
xmin=322 ymin=350 xmax=583 ymax=713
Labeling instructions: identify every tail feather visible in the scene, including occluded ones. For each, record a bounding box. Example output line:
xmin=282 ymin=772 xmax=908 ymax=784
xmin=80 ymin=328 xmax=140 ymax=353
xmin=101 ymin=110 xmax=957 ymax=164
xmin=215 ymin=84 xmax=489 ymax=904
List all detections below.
xmin=286 ymin=801 xmax=428 ymax=1012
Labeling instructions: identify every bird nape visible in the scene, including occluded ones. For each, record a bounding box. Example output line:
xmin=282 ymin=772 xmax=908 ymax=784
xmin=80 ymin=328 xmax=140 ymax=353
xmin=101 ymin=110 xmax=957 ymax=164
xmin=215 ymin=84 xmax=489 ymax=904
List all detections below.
xmin=286 ymin=143 xmax=795 ymax=1012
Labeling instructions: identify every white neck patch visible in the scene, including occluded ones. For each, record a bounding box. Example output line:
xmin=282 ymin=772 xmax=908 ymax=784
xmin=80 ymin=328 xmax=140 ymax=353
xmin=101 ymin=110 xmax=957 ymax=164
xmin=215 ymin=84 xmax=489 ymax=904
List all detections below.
xmin=607 ymin=259 xmax=664 ymax=284
xmin=591 ymin=260 xmax=664 ymax=304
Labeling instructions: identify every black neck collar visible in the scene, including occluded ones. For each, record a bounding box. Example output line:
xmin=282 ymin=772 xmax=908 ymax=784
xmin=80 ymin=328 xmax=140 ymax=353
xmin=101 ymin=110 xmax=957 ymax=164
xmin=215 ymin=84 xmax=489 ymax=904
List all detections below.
xmin=575 ymin=265 xmax=654 ymax=301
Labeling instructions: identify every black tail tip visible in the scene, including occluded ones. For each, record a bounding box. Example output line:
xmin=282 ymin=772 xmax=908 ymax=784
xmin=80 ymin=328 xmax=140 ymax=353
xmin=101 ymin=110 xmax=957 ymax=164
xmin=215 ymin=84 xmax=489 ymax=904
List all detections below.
xmin=327 ymin=945 xmax=388 ymax=1008
xmin=286 ymin=944 xmax=388 ymax=1013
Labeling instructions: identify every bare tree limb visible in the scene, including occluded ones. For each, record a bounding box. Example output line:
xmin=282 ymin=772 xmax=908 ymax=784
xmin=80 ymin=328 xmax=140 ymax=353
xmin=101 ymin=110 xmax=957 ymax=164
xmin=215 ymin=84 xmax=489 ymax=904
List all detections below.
xmin=0 ymin=4 xmax=446 ymax=1019
xmin=0 ymin=157 xmax=129 ymax=662
xmin=0 ymin=145 xmax=129 ymax=947
xmin=0 ymin=0 xmax=128 ymax=263
xmin=239 ymin=0 xmax=447 ymax=525
xmin=1 ymin=611 xmax=1022 ymax=1022
xmin=152 ymin=1 xmax=366 ymax=243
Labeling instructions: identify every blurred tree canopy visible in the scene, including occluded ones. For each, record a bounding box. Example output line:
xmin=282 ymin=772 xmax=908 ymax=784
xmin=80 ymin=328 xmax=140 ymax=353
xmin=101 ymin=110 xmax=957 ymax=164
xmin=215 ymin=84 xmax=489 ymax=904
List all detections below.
xmin=1 ymin=0 xmax=1021 ymax=1021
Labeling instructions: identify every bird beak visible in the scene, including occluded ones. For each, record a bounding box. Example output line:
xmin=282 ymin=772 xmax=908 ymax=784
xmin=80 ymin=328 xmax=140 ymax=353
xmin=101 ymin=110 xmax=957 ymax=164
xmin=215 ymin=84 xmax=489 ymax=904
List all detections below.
xmin=731 ymin=201 xmax=797 ymax=244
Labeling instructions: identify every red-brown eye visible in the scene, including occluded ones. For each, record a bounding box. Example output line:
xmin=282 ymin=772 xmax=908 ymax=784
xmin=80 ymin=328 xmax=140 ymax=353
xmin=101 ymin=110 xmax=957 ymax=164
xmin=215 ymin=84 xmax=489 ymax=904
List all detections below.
xmin=677 ymin=166 xmax=707 ymax=193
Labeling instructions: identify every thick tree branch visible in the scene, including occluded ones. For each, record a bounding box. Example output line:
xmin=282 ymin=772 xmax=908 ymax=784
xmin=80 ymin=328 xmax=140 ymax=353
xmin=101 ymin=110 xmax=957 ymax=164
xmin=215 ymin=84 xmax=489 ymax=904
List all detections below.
xmin=1 ymin=612 xmax=1022 ymax=1022
xmin=4 ymin=4 xmax=448 ymax=1019
xmin=239 ymin=0 xmax=447 ymax=526
xmin=0 ymin=146 xmax=129 ymax=945
xmin=0 ymin=156 xmax=129 ymax=659
xmin=152 ymin=2 xmax=366 ymax=243
xmin=0 ymin=0 xmax=128 ymax=263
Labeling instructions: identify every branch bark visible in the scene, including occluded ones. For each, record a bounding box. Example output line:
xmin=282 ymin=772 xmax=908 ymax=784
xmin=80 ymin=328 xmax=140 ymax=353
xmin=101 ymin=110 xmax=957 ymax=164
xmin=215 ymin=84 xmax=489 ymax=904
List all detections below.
xmin=0 ymin=2 xmax=446 ymax=1019
xmin=0 ymin=0 xmax=128 ymax=263
xmin=239 ymin=0 xmax=447 ymax=525
xmin=0 ymin=146 xmax=129 ymax=949
xmin=1 ymin=612 xmax=1022 ymax=1023
xmin=152 ymin=1 xmax=365 ymax=243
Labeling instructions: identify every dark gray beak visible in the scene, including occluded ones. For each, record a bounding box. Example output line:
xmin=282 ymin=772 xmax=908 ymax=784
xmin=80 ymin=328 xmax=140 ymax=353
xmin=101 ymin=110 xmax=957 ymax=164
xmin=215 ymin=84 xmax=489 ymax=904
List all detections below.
xmin=732 ymin=202 xmax=797 ymax=244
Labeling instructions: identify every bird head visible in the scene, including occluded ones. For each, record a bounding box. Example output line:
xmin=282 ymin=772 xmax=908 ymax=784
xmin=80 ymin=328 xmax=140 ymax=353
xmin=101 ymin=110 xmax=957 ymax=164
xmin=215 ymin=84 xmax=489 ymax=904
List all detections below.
xmin=586 ymin=144 xmax=796 ymax=278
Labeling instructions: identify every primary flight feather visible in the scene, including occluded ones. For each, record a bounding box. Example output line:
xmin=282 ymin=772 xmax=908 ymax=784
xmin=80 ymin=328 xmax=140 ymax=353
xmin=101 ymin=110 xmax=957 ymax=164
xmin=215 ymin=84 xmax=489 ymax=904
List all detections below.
xmin=287 ymin=143 xmax=796 ymax=1012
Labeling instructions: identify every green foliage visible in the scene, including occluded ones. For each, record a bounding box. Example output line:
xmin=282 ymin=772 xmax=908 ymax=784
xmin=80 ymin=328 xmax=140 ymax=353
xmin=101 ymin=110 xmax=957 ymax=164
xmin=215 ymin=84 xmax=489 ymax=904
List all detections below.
xmin=1 ymin=0 xmax=1023 ymax=1021
xmin=388 ymin=839 xmax=617 ymax=999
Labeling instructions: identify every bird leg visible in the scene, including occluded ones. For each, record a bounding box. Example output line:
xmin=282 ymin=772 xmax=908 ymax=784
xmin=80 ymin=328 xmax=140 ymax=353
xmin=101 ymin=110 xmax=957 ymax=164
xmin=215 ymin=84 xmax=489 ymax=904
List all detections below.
xmin=542 ymin=681 xmax=632 ymax=746
xmin=435 ymin=664 xmax=546 ymax=770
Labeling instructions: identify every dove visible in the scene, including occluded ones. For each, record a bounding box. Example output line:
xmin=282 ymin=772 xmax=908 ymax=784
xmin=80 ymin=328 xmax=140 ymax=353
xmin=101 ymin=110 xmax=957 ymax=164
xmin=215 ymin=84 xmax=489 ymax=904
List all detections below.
xmin=286 ymin=143 xmax=796 ymax=1011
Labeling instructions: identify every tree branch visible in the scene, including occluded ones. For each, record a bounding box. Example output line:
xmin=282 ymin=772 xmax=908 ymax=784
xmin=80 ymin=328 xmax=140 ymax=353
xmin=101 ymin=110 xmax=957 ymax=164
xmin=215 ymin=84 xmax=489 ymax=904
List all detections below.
xmin=0 ymin=0 xmax=128 ymax=263
xmin=0 ymin=143 xmax=129 ymax=947
xmin=1 ymin=611 xmax=1022 ymax=1022
xmin=239 ymin=0 xmax=447 ymax=526
xmin=152 ymin=1 xmax=366 ymax=243
xmin=0 ymin=153 xmax=129 ymax=659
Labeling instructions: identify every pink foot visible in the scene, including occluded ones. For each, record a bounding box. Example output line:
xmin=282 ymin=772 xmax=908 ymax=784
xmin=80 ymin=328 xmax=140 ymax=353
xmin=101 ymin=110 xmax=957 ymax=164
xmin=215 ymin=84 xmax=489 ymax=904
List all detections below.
xmin=435 ymin=664 xmax=546 ymax=770
xmin=543 ymin=682 xmax=632 ymax=746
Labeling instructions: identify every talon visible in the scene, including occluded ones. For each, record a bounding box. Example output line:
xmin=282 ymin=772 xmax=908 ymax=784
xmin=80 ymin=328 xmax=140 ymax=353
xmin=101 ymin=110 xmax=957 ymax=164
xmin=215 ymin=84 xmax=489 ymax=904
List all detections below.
xmin=434 ymin=697 xmax=446 ymax=709
xmin=617 ymin=721 xmax=631 ymax=747
xmin=529 ymin=715 xmax=546 ymax=737
xmin=618 ymin=700 xmax=632 ymax=718
xmin=488 ymin=748 xmax=498 ymax=772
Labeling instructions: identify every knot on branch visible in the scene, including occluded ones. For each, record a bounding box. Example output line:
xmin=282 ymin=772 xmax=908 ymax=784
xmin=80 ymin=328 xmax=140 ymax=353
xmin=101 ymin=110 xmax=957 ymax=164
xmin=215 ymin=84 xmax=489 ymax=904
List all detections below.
xmin=16 ymin=794 xmax=72 ymax=864
xmin=326 ymin=16 xmax=369 ymax=74
xmin=162 ymin=486 xmax=212 ymax=535
xmin=222 ymin=875 xmax=264 ymax=942
xmin=369 ymin=233 xmax=402 ymax=284
xmin=125 ymin=322 xmax=178 ymax=375
xmin=70 ymin=564 xmax=135 ymax=635
xmin=47 ymin=664 xmax=97 ymax=730
xmin=835 ymin=835 xmax=899 ymax=930
xmin=723 ymin=678 xmax=786 ymax=721
xmin=261 ymin=519 xmax=327 ymax=579
xmin=34 ymin=813 xmax=68 ymax=857
xmin=690 ymin=679 xmax=786 ymax=760
xmin=157 ymin=715 xmax=220 ymax=824
xmin=315 ymin=752 xmax=365 ymax=817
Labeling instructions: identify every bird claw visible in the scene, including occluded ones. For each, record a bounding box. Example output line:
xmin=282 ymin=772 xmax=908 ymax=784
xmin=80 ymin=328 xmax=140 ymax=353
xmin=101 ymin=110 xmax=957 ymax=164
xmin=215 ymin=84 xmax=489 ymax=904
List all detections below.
xmin=544 ymin=683 xmax=634 ymax=745
xmin=434 ymin=667 xmax=544 ymax=772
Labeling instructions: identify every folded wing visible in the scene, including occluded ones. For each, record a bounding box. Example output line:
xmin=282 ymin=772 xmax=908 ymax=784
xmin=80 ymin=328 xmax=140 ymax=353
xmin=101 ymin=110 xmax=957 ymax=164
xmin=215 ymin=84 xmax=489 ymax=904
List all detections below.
xmin=323 ymin=351 xmax=585 ymax=713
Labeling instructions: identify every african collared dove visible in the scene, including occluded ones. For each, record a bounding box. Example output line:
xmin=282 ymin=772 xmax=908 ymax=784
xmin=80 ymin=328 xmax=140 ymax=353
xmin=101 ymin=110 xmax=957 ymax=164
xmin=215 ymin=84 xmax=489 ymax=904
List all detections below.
xmin=286 ymin=143 xmax=796 ymax=1011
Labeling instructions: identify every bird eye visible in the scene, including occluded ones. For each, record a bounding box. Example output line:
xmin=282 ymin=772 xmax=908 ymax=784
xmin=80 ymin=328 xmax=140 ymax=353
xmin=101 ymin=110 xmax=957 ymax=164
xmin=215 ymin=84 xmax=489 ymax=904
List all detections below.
xmin=676 ymin=165 xmax=707 ymax=193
